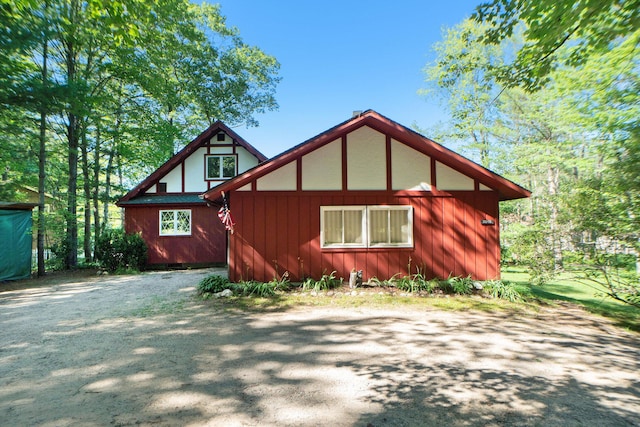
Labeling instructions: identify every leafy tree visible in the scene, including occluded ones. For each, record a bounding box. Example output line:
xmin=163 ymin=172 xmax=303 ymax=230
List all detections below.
xmin=419 ymin=19 xmax=506 ymax=169
xmin=474 ymin=0 xmax=640 ymax=90
xmin=0 ymin=0 xmax=280 ymax=271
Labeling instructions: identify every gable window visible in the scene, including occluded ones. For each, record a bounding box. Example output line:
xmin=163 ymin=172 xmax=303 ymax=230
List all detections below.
xmin=320 ymin=205 xmax=413 ymax=248
xmin=160 ymin=209 xmax=191 ymax=236
xmin=206 ymin=155 xmax=236 ymax=180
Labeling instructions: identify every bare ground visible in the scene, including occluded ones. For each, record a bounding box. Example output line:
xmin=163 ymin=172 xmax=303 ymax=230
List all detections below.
xmin=0 ymin=268 xmax=639 ymax=427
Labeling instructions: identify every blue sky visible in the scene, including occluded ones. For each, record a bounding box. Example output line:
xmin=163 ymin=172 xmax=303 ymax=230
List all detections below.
xmin=216 ymin=0 xmax=479 ymax=158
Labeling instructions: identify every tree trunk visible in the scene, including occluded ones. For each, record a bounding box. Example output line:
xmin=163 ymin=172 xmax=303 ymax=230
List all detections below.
xmin=547 ymin=165 xmax=562 ymax=270
xmin=37 ymin=31 xmax=48 ymax=277
xmin=93 ymin=123 xmax=101 ymax=236
xmin=104 ymin=148 xmax=113 ymax=226
xmin=81 ymin=126 xmax=92 ymax=262
xmin=63 ymin=0 xmax=80 ymax=268
xmin=66 ymin=112 xmax=79 ymax=268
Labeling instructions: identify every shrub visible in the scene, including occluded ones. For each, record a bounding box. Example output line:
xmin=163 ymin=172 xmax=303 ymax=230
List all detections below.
xmin=438 ymin=275 xmax=474 ymax=295
xmin=506 ymin=226 xmax=555 ymax=285
xmin=451 ymin=275 xmax=474 ymax=295
xmin=197 ymin=275 xmax=231 ymax=295
xmin=302 ymin=271 xmax=342 ymax=292
xmin=95 ymin=228 xmax=147 ymax=272
xmin=485 ymin=280 xmax=523 ymax=302
xmin=49 ymin=240 xmax=70 ymax=270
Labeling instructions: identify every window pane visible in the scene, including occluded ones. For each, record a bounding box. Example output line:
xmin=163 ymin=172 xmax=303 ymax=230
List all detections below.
xmin=207 ymin=156 xmax=220 ymax=179
xmin=343 ymin=209 xmax=363 ymax=244
xmin=390 ymin=209 xmax=409 ymax=244
xmin=222 ymin=156 xmax=236 ymax=178
xmin=160 ymin=211 xmax=174 ymax=235
xmin=323 ymin=210 xmax=342 ymax=245
xmin=176 ymin=211 xmax=190 ymax=233
xmin=369 ymin=209 xmax=388 ymax=245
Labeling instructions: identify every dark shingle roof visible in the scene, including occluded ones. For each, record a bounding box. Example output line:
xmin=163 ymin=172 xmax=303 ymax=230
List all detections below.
xmin=117 ymin=194 xmax=208 ymax=206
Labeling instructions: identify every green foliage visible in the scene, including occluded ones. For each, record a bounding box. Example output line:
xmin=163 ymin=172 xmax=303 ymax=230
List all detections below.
xmin=385 ymin=272 xmax=479 ymax=295
xmin=570 ymin=260 xmax=640 ymax=309
xmin=301 ymin=271 xmax=342 ymax=292
xmin=94 ymin=228 xmax=147 ymax=272
xmin=473 ymin=0 xmax=639 ymax=90
xmin=197 ymin=275 xmax=231 ymax=295
xmin=484 ymin=280 xmax=523 ymax=303
xmin=419 ymin=18 xmax=505 ymax=168
xmin=504 ymin=224 xmax=555 ymax=286
xmin=447 ymin=275 xmax=474 ymax=295
xmin=235 ymin=280 xmax=277 ymax=297
xmin=389 ymin=272 xmax=437 ymax=293
xmin=267 ymin=270 xmax=291 ymax=293
xmin=1 ymin=0 xmax=281 ymax=270
xmin=48 ymin=240 xmax=70 ymax=271
xmin=503 ymin=268 xmax=639 ymax=331
xmin=204 ymin=272 xmax=291 ymax=298
xmin=233 ymin=278 xmax=289 ymax=298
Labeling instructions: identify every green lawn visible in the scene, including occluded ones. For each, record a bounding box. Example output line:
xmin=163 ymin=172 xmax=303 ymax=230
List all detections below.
xmin=502 ymin=267 xmax=640 ymax=332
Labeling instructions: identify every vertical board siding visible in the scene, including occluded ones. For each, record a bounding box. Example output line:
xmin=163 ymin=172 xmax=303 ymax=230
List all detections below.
xmin=228 ymin=191 xmax=500 ymax=283
xmin=125 ymin=205 xmax=226 ymax=265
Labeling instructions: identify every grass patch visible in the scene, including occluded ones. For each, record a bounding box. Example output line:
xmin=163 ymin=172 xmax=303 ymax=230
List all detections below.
xmin=201 ymin=268 xmax=639 ymax=332
xmin=207 ymin=287 xmax=533 ymax=314
xmin=502 ymin=267 xmax=640 ymax=331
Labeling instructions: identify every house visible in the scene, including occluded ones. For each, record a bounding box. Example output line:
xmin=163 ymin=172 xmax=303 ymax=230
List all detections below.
xmin=202 ymin=110 xmax=530 ymax=282
xmin=0 ymin=202 xmax=37 ymax=281
xmin=117 ymin=122 xmax=267 ymax=266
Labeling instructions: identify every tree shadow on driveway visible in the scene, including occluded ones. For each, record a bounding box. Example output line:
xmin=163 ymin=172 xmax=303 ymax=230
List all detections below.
xmin=0 ymin=270 xmax=638 ymax=426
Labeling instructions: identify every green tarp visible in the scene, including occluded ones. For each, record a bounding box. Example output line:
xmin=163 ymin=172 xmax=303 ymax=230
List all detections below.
xmin=0 ymin=209 xmax=33 ymax=281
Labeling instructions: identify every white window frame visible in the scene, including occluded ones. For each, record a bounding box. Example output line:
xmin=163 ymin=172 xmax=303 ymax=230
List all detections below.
xmin=367 ymin=205 xmax=413 ymax=248
xmin=159 ymin=209 xmax=192 ymax=236
xmin=320 ymin=206 xmax=367 ymax=248
xmin=206 ymin=155 xmax=236 ymax=180
xmin=320 ymin=205 xmax=413 ymax=249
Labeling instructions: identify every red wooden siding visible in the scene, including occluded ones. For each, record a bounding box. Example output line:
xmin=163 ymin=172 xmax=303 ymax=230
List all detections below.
xmin=227 ymin=190 xmax=500 ymax=283
xmin=124 ymin=205 xmax=227 ymax=265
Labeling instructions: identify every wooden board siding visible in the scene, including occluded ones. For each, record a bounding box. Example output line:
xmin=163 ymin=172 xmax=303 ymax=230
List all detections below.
xmin=227 ymin=190 xmax=500 ymax=283
xmin=124 ymin=205 xmax=226 ymax=265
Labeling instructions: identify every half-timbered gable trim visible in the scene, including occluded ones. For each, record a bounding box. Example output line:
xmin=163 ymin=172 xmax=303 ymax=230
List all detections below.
xmin=203 ymin=110 xmax=529 ymax=201
xmin=117 ymin=122 xmax=266 ymax=267
xmin=118 ymin=121 xmax=266 ymax=204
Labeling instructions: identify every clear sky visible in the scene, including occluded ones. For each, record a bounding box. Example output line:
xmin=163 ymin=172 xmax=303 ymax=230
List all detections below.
xmin=215 ymin=0 xmax=479 ymax=158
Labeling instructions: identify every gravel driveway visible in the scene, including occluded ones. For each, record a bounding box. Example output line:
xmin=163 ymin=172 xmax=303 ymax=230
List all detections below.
xmin=1 ymin=268 xmax=639 ymax=426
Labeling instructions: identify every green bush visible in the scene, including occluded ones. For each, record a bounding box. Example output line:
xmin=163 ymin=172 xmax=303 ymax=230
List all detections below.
xmin=504 ymin=224 xmax=555 ymax=285
xmin=49 ymin=240 xmax=70 ymax=271
xmin=302 ymin=271 xmax=342 ymax=292
xmin=391 ymin=272 xmax=436 ymax=293
xmin=485 ymin=280 xmax=523 ymax=302
xmin=436 ymin=275 xmax=474 ymax=295
xmin=95 ymin=228 xmax=147 ymax=272
xmin=197 ymin=275 xmax=231 ymax=295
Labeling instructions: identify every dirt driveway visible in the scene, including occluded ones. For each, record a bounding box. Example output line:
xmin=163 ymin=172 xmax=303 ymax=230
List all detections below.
xmin=1 ymin=269 xmax=639 ymax=426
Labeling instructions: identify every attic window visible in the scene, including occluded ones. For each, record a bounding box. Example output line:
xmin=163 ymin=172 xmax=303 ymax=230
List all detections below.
xmin=206 ymin=155 xmax=236 ymax=180
xmin=217 ymin=132 xmax=226 ymax=142
xmin=157 ymin=182 xmax=167 ymax=193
